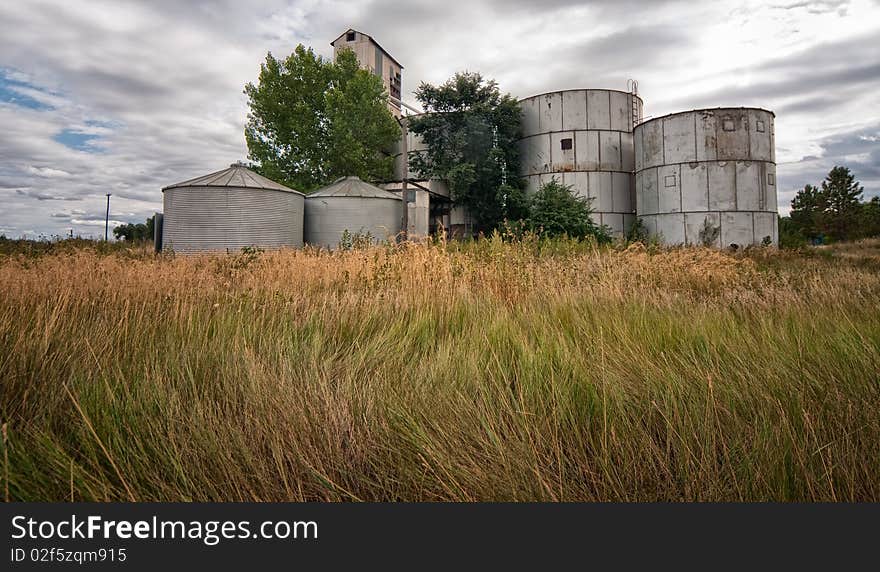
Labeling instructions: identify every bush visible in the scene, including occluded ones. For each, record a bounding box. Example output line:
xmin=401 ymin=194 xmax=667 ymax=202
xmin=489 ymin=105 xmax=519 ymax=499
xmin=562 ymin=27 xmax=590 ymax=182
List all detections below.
xmin=527 ymin=178 xmax=611 ymax=243
xmin=779 ymin=216 xmax=808 ymax=249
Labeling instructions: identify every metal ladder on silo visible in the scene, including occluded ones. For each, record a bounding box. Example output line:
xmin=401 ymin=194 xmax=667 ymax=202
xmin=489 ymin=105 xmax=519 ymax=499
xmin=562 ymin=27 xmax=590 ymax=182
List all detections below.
xmin=627 ymin=79 xmax=640 ymax=130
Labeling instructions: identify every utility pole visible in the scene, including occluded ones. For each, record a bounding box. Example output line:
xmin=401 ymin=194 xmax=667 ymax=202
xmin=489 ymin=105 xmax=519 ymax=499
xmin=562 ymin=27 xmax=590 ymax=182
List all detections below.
xmin=104 ymin=193 xmax=111 ymax=241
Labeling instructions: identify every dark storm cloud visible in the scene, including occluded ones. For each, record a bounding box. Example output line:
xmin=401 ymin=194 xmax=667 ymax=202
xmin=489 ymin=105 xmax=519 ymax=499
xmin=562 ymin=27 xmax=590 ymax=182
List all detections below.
xmin=16 ymin=189 xmax=83 ymax=202
xmin=777 ymin=122 xmax=880 ymax=211
xmin=660 ymin=30 xmax=880 ymax=111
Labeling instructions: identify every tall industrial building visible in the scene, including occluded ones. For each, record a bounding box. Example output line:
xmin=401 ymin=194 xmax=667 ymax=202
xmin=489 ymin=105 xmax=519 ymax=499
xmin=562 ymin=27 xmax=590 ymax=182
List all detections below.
xmin=331 ymin=28 xmax=403 ymax=117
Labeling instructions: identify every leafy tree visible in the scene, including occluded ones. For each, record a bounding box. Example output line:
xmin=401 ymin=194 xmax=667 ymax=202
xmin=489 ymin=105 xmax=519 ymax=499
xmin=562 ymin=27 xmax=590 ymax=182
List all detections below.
xmin=778 ymin=215 xmax=807 ymax=249
xmin=790 ymin=184 xmax=828 ymax=242
xmin=527 ymin=178 xmax=610 ymax=242
xmin=859 ymin=196 xmax=880 ymax=238
xmin=113 ymin=216 xmax=154 ymax=242
xmin=407 ymin=72 xmax=526 ymax=233
xmin=821 ymin=166 xmax=863 ymax=241
xmin=244 ymin=46 xmax=400 ymax=192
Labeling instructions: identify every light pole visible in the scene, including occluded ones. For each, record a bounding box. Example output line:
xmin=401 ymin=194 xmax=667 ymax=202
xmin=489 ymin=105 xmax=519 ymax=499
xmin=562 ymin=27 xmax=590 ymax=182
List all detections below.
xmin=104 ymin=193 xmax=111 ymax=241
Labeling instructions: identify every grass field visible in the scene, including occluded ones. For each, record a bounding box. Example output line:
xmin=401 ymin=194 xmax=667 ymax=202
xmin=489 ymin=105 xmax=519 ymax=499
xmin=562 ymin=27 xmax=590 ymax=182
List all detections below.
xmin=1 ymin=237 xmax=879 ymax=501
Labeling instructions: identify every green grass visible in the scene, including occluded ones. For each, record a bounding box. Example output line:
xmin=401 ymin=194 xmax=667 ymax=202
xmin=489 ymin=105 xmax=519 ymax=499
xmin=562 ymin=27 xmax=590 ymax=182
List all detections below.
xmin=1 ymin=238 xmax=879 ymax=501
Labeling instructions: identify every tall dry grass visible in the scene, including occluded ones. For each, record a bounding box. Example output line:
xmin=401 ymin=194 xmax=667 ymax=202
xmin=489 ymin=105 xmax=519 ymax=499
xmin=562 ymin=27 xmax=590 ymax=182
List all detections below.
xmin=1 ymin=237 xmax=879 ymax=501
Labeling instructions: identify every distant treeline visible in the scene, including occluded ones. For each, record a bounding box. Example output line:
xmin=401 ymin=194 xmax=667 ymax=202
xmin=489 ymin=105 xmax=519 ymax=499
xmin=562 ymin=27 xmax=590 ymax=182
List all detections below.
xmin=113 ymin=215 xmax=156 ymax=242
xmin=780 ymin=166 xmax=880 ymax=248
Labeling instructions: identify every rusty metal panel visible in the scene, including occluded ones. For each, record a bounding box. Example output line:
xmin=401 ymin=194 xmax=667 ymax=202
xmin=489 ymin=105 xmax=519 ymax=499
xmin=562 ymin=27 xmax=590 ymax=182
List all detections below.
xmin=748 ymin=109 xmax=773 ymax=161
xmin=539 ymin=92 xmax=562 ymax=133
xmin=550 ymin=131 xmax=575 ymax=172
xmin=628 ymin=174 xmax=636 ymax=215
xmin=598 ymin=131 xmax=622 ymax=171
xmin=575 ymin=130 xmax=599 ymax=171
xmin=662 ymin=113 xmax=697 ymax=163
xmin=519 ymin=135 xmax=550 ymax=175
xmin=658 ymin=164 xmax=681 ymax=213
xmin=520 ymin=96 xmax=541 ymax=137
xmin=641 ymin=214 xmax=658 ymax=238
xmin=684 ymin=212 xmax=721 ymax=247
xmin=620 ymin=132 xmax=635 ymax=172
xmin=680 ymin=162 xmax=709 ymax=212
xmin=637 ymin=166 xmax=659 ymax=215
xmin=602 ymin=213 xmax=624 ymax=236
xmin=563 ymin=171 xmax=590 ymax=199
xmin=634 ymin=125 xmax=644 ymax=171
xmin=638 ymin=119 xmax=664 ymax=169
xmin=612 ymin=172 xmax=632 ymax=213
xmin=589 ymin=171 xmax=613 ymax=213
xmin=656 ymin=213 xmax=685 ymax=244
xmin=764 ymin=163 xmax=777 ymax=212
xmin=609 ymin=91 xmax=631 ymax=132
xmin=716 ymin=109 xmax=749 ymax=160
xmin=695 ymin=110 xmax=717 ymax=162
xmin=708 ymin=161 xmax=736 ymax=211
xmin=754 ymin=212 xmax=777 ymax=246
xmin=769 ymin=114 xmax=776 ymax=163
xmin=587 ymin=90 xmax=611 ymax=130
xmin=561 ymin=90 xmax=587 ymax=131
xmin=735 ymin=161 xmax=761 ymax=211
xmin=720 ymin=212 xmax=754 ymax=248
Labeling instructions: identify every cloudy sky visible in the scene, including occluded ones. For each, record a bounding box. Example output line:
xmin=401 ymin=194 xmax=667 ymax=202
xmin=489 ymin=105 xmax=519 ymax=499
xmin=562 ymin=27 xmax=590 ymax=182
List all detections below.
xmin=1 ymin=0 xmax=878 ymax=238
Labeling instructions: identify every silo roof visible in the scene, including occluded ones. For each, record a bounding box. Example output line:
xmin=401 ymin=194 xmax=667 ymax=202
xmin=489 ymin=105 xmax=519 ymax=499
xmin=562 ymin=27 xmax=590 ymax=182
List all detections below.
xmin=308 ymin=176 xmax=402 ymax=200
xmin=162 ymin=164 xmax=304 ymax=195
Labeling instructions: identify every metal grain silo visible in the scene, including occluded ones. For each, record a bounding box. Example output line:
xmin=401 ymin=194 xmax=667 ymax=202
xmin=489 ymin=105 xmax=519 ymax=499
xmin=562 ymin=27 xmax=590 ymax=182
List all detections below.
xmin=161 ymin=164 xmax=305 ymax=253
xmin=304 ymin=176 xmax=402 ymax=248
xmin=518 ymin=89 xmax=643 ymax=236
xmin=633 ymin=108 xmax=778 ymax=247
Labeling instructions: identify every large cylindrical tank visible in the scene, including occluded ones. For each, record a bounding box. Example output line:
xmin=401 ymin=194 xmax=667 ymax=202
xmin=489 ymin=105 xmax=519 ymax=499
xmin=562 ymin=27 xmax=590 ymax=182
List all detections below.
xmin=633 ymin=107 xmax=778 ymax=247
xmin=304 ymin=176 xmax=402 ymax=248
xmin=518 ymin=89 xmax=643 ymax=236
xmin=161 ymin=164 xmax=305 ymax=253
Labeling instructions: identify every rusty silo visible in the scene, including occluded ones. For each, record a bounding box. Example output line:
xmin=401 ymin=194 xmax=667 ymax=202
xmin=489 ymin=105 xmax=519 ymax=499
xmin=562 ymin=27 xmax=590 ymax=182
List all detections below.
xmin=633 ymin=108 xmax=778 ymax=247
xmin=518 ymin=89 xmax=643 ymax=236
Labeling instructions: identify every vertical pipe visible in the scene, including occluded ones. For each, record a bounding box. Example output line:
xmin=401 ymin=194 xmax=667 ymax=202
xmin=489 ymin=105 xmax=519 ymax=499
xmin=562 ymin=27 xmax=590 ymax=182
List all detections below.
xmin=400 ymin=116 xmax=408 ymax=240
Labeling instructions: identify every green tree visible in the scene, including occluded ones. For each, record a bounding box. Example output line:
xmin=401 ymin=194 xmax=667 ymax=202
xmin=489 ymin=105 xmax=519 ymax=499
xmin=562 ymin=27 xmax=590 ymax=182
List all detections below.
xmin=244 ymin=46 xmax=400 ymax=192
xmin=859 ymin=196 xmax=880 ymax=238
xmin=778 ymin=215 xmax=807 ymax=249
xmin=113 ymin=216 xmax=154 ymax=242
xmin=527 ymin=178 xmax=610 ymax=242
xmin=407 ymin=72 xmax=526 ymax=233
xmin=821 ymin=166 xmax=863 ymax=241
xmin=790 ymin=183 xmax=828 ymax=241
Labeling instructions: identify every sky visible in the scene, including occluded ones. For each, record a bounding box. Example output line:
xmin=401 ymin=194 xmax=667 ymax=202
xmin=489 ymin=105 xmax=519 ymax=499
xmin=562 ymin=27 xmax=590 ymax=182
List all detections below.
xmin=1 ymin=0 xmax=878 ymax=238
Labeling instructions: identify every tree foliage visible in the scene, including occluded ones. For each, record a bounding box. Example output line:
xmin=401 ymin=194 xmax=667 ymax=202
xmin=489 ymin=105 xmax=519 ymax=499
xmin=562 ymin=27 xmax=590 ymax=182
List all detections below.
xmin=526 ymin=178 xmax=610 ymax=242
xmin=788 ymin=166 xmax=873 ymax=243
xmin=790 ymin=184 xmax=828 ymax=241
xmin=407 ymin=72 xmax=526 ymax=233
xmin=113 ymin=216 xmax=154 ymax=242
xmin=244 ymin=46 xmax=400 ymax=192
